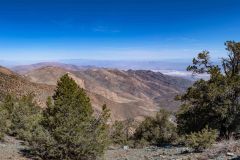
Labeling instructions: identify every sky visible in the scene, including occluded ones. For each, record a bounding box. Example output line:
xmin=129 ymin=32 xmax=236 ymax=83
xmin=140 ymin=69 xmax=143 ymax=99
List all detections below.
xmin=0 ymin=0 xmax=240 ymax=61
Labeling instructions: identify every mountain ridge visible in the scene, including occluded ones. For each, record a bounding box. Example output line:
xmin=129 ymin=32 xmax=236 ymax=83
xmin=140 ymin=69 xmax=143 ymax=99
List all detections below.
xmin=1 ymin=64 xmax=192 ymax=121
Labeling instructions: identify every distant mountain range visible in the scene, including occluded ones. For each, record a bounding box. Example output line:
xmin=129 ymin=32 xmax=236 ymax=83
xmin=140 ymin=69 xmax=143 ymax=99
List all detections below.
xmin=58 ymin=59 xmax=210 ymax=80
xmin=3 ymin=59 xmax=191 ymax=70
xmin=59 ymin=59 xmax=191 ymax=70
xmin=4 ymin=59 xmax=210 ymax=80
xmin=0 ymin=62 xmax=193 ymax=121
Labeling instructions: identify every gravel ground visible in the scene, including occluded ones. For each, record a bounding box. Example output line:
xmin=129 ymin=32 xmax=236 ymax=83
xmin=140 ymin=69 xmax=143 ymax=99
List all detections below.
xmin=105 ymin=146 xmax=200 ymax=160
xmin=105 ymin=145 xmax=240 ymax=160
xmin=0 ymin=136 xmax=30 ymax=160
xmin=1 ymin=136 xmax=240 ymax=160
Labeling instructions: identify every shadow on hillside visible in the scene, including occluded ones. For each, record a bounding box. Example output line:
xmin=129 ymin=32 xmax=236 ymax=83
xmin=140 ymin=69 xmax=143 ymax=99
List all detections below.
xmin=19 ymin=149 xmax=37 ymax=160
xmin=19 ymin=143 xmax=40 ymax=160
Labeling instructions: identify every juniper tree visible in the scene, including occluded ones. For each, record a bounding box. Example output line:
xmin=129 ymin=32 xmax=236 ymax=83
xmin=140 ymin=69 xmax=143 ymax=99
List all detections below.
xmin=176 ymin=41 xmax=240 ymax=139
xmin=30 ymin=74 xmax=110 ymax=160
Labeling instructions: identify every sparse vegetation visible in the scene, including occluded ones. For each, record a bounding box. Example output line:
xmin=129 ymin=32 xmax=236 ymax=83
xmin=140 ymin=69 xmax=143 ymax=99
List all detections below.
xmin=0 ymin=104 xmax=8 ymax=140
xmin=110 ymin=119 xmax=135 ymax=146
xmin=110 ymin=121 xmax=128 ymax=145
xmin=185 ymin=127 xmax=217 ymax=152
xmin=0 ymin=94 xmax=41 ymax=141
xmin=1 ymin=41 xmax=240 ymax=159
xmin=8 ymin=95 xmax=42 ymax=141
xmin=28 ymin=74 xmax=110 ymax=160
xmin=133 ymin=109 xmax=177 ymax=147
xmin=177 ymin=41 xmax=240 ymax=139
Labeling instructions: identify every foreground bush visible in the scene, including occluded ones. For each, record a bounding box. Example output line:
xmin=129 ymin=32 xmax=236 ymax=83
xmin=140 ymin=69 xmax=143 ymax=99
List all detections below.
xmin=0 ymin=105 xmax=8 ymax=140
xmin=9 ymin=95 xmax=42 ymax=141
xmin=110 ymin=121 xmax=128 ymax=145
xmin=0 ymin=95 xmax=41 ymax=141
xmin=185 ymin=127 xmax=217 ymax=152
xmin=110 ymin=119 xmax=134 ymax=146
xmin=29 ymin=74 xmax=110 ymax=160
xmin=0 ymin=96 xmax=13 ymax=140
xmin=133 ymin=109 xmax=177 ymax=147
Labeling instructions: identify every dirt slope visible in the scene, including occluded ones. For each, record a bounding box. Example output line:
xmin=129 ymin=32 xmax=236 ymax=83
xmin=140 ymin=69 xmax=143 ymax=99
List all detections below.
xmin=12 ymin=64 xmax=192 ymax=121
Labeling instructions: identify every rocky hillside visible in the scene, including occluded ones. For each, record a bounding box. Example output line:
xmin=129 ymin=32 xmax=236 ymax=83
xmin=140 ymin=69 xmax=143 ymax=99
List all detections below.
xmin=11 ymin=62 xmax=80 ymax=74
xmin=10 ymin=64 xmax=192 ymax=121
xmin=0 ymin=66 xmax=54 ymax=107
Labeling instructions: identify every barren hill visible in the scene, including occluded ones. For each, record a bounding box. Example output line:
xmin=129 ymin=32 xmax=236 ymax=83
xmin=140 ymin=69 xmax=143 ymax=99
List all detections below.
xmin=0 ymin=66 xmax=54 ymax=107
xmin=11 ymin=62 xmax=86 ymax=75
xmin=12 ymin=64 xmax=192 ymax=121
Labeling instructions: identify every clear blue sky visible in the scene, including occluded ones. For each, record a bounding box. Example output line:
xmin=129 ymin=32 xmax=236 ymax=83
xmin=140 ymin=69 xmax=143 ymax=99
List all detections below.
xmin=0 ymin=0 xmax=239 ymax=61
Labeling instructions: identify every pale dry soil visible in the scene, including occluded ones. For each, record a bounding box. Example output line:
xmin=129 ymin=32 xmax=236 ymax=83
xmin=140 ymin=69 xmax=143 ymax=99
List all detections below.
xmin=105 ymin=143 xmax=240 ymax=160
xmin=0 ymin=136 xmax=30 ymax=160
xmin=1 ymin=136 xmax=240 ymax=160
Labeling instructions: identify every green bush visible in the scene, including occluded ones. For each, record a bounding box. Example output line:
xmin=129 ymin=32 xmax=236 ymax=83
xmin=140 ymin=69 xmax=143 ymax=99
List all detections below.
xmin=185 ymin=127 xmax=217 ymax=152
xmin=0 ymin=94 xmax=41 ymax=141
xmin=133 ymin=109 xmax=177 ymax=147
xmin=110 ymin=119 xmax=135 ymax=146
xmin=0 ymin=94 xmax=42 ymax=141
xmin=9 ymin=95 xmax=42 ymax=141
xmin=29 ymin=74 xmax=110 ymax=160
xmin=0 ymin=95 xmax=15 ymax=140
xmin=110 ymin=121 xmax=130 ymax=146
xmin=0 ymin=106 xmax=8 ymax=140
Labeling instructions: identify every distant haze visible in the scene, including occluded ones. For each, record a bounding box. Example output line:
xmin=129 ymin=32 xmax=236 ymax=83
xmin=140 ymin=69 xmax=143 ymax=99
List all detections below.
xmin=2 ymin=59 xmax=190 ymax=70
xmin=0 ymin=59 xmax=212 ymax=80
